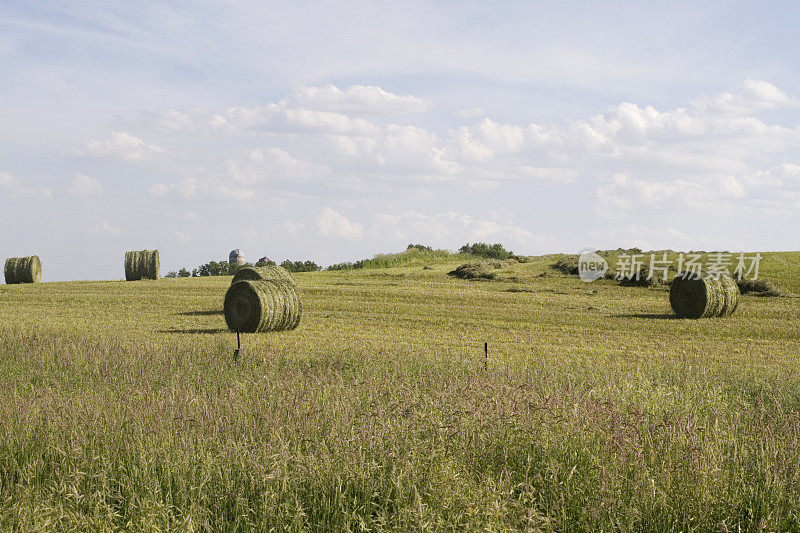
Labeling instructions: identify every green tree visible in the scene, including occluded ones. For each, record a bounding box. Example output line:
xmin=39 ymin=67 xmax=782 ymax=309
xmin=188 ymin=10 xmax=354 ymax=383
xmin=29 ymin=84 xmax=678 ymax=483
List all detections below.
xmin=459 ymin=242 xmax=513 ymax=259
xmin=280 ymin=260 xmax=321 ymax=272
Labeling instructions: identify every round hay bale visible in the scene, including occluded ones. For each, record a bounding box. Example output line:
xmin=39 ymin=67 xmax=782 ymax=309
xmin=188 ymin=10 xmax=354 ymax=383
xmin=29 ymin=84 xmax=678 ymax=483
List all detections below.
xmin=4 ymin=256 xmax=42 ymax=284
xmin=231 ymin=265 xmax=295 ymax=285
xmin=224 ymin=279 xmax=301 ymax=332
xmin=124 ymin=250 xmax=160 ymax=281
xmin=669 ymin=273 xmax=740 ymax=319
xmin=717 ymin=276 xmax=740 ymax=316
xmin=551 ymin=257 xmax=579 ymax=275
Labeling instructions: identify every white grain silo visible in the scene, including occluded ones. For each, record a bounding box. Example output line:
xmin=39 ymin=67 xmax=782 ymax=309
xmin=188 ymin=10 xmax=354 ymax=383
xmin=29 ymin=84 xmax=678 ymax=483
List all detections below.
xmin=229 ymin=249 xmax=246 ymax=265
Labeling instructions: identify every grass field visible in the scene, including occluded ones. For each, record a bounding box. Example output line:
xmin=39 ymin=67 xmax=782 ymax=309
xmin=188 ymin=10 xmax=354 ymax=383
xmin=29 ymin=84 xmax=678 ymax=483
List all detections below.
xmin=1 ymin=252 xmax=799 ymax=531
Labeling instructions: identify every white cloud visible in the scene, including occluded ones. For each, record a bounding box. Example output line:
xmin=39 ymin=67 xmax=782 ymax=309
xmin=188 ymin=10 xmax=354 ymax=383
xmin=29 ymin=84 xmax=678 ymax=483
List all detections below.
xmin=317 ymin=207 xmax=364 ymax=239
xmin=454 ymin=107 xmax=486 ymax=119
xmin=771 ymin=162 xmax=800 ymax=182
xmin=132 ymin=80 xmax=800 ymax=199
xmin=150 ymin=147 xmax=327 ymax=202
xmin=135 ymin=84 xmax=425 ymax=135
xmin=172 ymin=230 xmax=190 ymax=242
xmin=69 ymin=132 xmax=165 ymax=161
xmin=693 ymin=79 xmax=798 ymax=115
xmin=231 ymin=147 xmax=328 ymax=184
xmin=289 ymin=84 xmax=432 ymax=115
xmin=471 ymin=219 xmax=535 ymax=243
xmin=244 ymin=228 xmax=259 ymax=243
xmin=68 ymin=173 xmax=102 ymax=196
xmin=167 ymin=210 xmax=201 ymax=221
xmin=85 ymin=221 xmax=121 ymax=234
xmin=138 ymin=109 xmax=196 ymax=132
xmin=0 ymin=171 xmax=52 ymax=199
xmin=149 ymin=177 xmax=254 ymax=202
xmin=450 ymin=118 xmax=526 ymax=160
xmin=719 ymin=175 xmax=746 ymax=199
xmin=597 ymin=224 xmax=716 ymax=252
xmin=124 ymin=79 xmax=800 ymax=222
xmin=283 ymin=221 xmax=305 ymax=235
xmin=371 ymin=125 xmax=459 ymax=175
xmin=595 ymin=173 xmax=708 ymax=217
xmin=162 ymin=103 xmax=379 ymax=136
xmin=281 ymin=107 xmax=378 ymax=135
xmin=595 ymin=163 xmax=800 ymax=218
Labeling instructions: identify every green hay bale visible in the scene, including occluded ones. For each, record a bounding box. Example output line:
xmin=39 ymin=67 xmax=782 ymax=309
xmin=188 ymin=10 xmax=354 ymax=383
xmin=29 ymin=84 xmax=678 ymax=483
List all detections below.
xmin=448 ymin=262 xmax=501 ymax=280
xmin=124 ymin=250 xmax=160 ymax=281
xmin=551 ymin=257 xmax=579 ymax=275
xmin=669 ymin=273 xmax=740 ymax=319
xmin=4 ymin=256 xmax=42 ymax=284
xmin=737 ymin=278 xmax=787 ymax=297
xmin=224 ymin=279 xmax=301 ymax=333
xmin=231 ymin=265 xmax=295 ymax=285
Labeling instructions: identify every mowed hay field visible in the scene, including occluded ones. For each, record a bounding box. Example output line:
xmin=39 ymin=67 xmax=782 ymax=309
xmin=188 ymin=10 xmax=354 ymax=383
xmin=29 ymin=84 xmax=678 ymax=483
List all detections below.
xmin=1 ymin=252 xmax=799 ymax=531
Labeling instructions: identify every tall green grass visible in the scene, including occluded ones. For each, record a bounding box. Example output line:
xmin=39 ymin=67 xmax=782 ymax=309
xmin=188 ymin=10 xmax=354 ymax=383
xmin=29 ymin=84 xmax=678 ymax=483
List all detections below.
xmin=0 ymin=252 xmax=799 ymax=530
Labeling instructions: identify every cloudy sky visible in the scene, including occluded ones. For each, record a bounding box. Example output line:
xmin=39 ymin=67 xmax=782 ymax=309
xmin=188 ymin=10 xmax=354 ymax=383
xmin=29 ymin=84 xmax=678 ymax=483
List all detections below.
xmin=2 ymin=1 xmax=799 ymax=280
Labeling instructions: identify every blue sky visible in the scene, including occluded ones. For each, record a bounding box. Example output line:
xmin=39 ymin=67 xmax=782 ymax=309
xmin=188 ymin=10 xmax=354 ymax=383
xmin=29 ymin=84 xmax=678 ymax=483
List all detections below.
xmin=1 ymin=1 xmax=799 ymax=281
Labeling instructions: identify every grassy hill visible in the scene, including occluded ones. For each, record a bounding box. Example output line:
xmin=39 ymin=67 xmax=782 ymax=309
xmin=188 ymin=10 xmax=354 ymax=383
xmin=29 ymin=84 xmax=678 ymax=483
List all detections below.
xmin=0 ymin=251 xmax=799 ymax=530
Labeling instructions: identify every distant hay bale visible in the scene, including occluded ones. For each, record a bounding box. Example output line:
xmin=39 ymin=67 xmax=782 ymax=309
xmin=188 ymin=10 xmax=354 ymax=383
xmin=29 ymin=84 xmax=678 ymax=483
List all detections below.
xmin=736 ymin=278 xmax=787 ymax=297
xmin=124 ymin=250 xmax=160 ymax=281
xmin=669 ymin=273 xmax=740 ymax=319
xmin=4 ymin=256 xmax=42 ymax=284
xmin=448 ymin=262 xmax=501 ymax=280
xmin=551 ymin=258 xmax=579 ymax=275
xmin=231 ymin=265 xmax=295 ymax=285
xmin=224 ymin=279 xmax=301 ymax=332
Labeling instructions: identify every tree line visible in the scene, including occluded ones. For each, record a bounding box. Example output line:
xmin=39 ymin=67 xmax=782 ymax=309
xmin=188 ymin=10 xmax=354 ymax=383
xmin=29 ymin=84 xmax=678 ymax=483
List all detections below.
xmin=165 ymin=243 xmax=514 ymax=277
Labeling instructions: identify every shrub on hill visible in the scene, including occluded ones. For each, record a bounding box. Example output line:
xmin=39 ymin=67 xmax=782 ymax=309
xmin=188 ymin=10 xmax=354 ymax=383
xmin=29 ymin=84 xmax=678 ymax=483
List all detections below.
xmin=459 ymin=242 xmax=513 ymax=259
